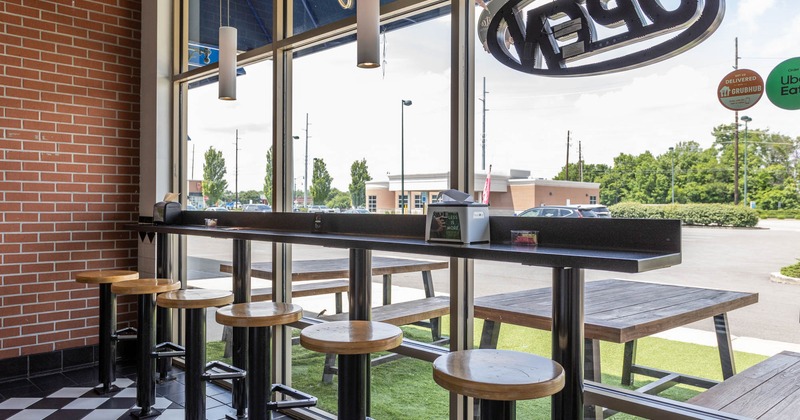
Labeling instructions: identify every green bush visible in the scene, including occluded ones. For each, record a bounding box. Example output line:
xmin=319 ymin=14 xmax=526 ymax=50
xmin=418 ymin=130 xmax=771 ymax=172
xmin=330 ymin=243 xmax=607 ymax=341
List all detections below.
xmin=781 ymin=260 xmax=800 ymax=278
xmin=608 ymin=202 xmax=759 ymax=227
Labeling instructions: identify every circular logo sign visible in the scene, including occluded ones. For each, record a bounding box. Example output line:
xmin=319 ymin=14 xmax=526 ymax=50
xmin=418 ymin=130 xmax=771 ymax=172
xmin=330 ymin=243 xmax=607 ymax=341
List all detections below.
xmin=718 ymin=69 xmax=764 ymax=111
xmin=766 ymin=57 xmax=800 ymax=110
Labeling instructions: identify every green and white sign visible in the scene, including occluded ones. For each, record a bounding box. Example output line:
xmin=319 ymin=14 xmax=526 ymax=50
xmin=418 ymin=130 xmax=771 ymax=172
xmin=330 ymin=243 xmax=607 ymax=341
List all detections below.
xmin=766 ymin=57 xmax=800 ymax=110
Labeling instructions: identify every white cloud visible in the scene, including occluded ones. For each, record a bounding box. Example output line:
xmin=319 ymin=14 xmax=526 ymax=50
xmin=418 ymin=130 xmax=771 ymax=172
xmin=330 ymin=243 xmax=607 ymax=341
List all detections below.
xmin=736 ymin=0 xmax=777 ymax=24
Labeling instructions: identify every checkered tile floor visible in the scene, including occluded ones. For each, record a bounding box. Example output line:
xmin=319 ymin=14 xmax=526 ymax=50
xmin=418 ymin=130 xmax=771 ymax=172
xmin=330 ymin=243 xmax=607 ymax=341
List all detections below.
xmin=0 ymin=368 xmax=245 ymax=420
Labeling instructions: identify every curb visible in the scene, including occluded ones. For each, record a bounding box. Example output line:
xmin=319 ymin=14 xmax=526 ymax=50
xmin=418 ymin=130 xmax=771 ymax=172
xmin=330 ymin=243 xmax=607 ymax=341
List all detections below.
xmin=770 ymin=272 xmax=800 ymax=285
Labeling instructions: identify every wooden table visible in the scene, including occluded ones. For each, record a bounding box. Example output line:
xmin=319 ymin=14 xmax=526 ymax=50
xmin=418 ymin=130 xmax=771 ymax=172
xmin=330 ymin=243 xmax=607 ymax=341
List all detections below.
xmin=219 ymin=256 xmax=448 ymax=311
xmin=689 ymin=350 xmax=800 ymax=419
xmin=476 ymin=279 xmax=759 ymax=407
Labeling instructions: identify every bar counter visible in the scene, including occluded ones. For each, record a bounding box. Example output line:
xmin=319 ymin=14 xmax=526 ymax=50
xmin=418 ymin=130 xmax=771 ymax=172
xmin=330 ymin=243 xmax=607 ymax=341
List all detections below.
xmin=131 ymin=211 xmax=681 ymax=419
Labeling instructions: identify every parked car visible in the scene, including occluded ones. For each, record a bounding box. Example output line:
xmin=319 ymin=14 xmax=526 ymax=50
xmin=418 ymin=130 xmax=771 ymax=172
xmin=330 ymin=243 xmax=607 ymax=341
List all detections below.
xmin=242 ymin=204 xmax=272 ymax=212
xmin=307 ymin=205 xmax=335 ymax=213
xmin=205 ymin=206 xmax=228 ymax=211
xmin=186 ymin=203 xmax=198 ymax=210
xmin=517 ymin=206 xmax=597 ymax=218
xmin=575 ymin=204 xmax=611 ymax=218
xmin=343 ymin=208 xmax=371 ymax=214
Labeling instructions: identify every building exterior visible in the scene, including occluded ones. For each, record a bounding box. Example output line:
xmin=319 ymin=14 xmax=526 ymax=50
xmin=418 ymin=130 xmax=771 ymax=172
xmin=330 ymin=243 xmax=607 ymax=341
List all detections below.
xmin=366 ymin=169 xmax=600 ymax=215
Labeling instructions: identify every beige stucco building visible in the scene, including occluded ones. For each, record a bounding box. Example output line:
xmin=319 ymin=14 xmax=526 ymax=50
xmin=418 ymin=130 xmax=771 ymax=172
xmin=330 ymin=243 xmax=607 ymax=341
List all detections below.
xmin=365 ymin=169 xmax=600 ymax=215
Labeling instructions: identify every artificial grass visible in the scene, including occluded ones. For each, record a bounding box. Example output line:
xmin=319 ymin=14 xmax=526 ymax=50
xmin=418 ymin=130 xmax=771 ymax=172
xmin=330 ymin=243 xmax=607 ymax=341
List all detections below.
xmin=206 ymin=317 xmax=769 ymax=419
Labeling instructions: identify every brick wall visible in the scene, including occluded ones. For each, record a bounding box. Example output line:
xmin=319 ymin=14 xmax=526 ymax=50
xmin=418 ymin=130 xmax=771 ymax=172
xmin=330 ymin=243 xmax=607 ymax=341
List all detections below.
xmin=0 ymin=0 xmax=142 ymax=360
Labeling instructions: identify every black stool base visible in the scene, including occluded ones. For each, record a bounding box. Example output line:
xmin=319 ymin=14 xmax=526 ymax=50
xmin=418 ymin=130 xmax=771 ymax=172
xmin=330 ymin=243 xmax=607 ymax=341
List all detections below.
xmin=130 ymin=407 xmax=162 ymax=419
xmin=480 ymin=399 xmax=516 ymax=420
xmin=93 ymin=383 xmax=120 ymax=396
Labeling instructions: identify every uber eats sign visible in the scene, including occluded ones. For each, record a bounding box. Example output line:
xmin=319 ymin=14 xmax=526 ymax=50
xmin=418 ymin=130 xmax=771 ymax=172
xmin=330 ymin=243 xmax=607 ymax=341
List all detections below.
xmin=766 ymin=57 xmax=800 ymax=110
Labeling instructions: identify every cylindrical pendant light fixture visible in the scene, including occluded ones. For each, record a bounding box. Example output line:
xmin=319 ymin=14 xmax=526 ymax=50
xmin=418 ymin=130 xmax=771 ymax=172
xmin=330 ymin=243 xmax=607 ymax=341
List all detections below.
xmin=357 ymin=0 xmax=380 ymax=68
xmin=218 ymin=25 xmax=237 ymax=100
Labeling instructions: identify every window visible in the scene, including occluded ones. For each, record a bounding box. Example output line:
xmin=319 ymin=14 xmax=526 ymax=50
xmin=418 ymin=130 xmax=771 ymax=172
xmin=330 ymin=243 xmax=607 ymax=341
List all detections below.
xmin=398 ymin=195 xmax=408 ymax=208
xmin=414 ymin=194 xmax=423 ymax=208
xmin=368 ymin=195 xmax=376 ymax=212
xmin=589 ymin=195 xmax=597 ymax=204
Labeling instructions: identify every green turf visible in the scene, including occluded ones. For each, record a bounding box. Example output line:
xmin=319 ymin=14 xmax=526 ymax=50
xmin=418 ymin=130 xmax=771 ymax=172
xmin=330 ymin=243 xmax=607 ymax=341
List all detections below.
xmin=206 ymin=317 xmax=768 ymax=419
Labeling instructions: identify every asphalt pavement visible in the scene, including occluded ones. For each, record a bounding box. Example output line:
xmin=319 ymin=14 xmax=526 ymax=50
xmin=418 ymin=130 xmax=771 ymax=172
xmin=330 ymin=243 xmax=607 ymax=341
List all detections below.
xmin=187 ymin=218 xmax=800 ymax=346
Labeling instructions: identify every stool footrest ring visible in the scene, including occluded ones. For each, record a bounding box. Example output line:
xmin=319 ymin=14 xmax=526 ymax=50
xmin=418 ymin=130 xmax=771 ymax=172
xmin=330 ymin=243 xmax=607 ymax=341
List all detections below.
xmin=267 ymin=384 xmax=318 ymax=410
xmin=113 ymin=327 xmax=138 ymax=342
xmin=203 ymin=360 xmax=246 ymax=381
xmin=151 ymin=342 xmax=185 ymax=358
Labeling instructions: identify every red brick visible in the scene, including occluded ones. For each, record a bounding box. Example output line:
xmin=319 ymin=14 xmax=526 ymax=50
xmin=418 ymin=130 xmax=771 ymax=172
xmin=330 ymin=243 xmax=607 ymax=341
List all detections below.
xmin=4 ymin=252 xmax=37 ymax=264
xmin=39 ymin=213 xmax=71 ymax=222
xmin=21 ymin=242 xmax=55 ymax=253
xmin=24 ymin=324 xmax=58 ymax=337
xmin=40 ymin=173 xmax=72 ymax=183
xmin=23 ymin=161 xmax=55 ymax=172
xmin=21 ymin=263 xmax=55 ymax=273
xmin=21 ymin=223 xmax=55 ymax=233
xmin=38 ymin=311 xmax=69 ymax=322
xmin=23 ymin=303 xmax=55 ymax=315
xmin=21 ymin=182 xmax=55 ymax=192
xmin=0 ymin=348 xmax=22 ymax=359
xmin=5 ymin=335 xmax=38 ymax=348
xmin=3 ymin=314 xmax=36 ymax=327
xmin=21 ymin=343 xmax=55 ymax=355
xmin=56 ymin=299 xmax=86 ymax=311
xmin=0 ymin=327 xmax=21 ymax=339
xmin=36 ymin=331 xmax=70 ymax=343
xmin=56 ymin=338 xmax=91 ymax=350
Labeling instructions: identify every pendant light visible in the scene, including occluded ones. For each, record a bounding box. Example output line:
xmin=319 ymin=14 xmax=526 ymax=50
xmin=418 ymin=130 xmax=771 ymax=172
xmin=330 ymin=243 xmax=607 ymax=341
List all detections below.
xmin=357 ymin=0 xmax=380 ymax=68
xmin=218 ymin=0 xmax=237 ymax=100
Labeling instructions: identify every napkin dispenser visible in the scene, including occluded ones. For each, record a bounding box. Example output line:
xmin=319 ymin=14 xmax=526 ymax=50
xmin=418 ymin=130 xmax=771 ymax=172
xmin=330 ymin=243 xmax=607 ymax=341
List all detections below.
xmin=153 ymin=201 xmax=182 ymax=225
xmin=425 ymin=190 xmax=489 ymax=244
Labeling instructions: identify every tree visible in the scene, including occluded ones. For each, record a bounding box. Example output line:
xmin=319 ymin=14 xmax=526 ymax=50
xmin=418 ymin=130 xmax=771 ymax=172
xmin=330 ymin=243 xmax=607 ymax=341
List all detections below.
xmin=310 ymin=158 xmax=332 ymax=205
xmin=327 ymin=189 xmax=352 ymax=210
xmin=202 ymin=146 xmax=227 ymax=206
xmin=263 ymin=146 xmax=273 ymax=205
xmin=348 ymin=158 xmax=372 ymax=208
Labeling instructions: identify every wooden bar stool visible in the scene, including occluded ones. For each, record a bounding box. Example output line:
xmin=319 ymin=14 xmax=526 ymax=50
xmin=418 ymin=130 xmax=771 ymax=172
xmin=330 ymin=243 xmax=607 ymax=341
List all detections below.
xmin=75 ymin=269 xmax=139 ymax=395
xmin=157 ymin=289 xmax=235 ymax=420
xmin=432 ymin=349 xmax=565 ymax=420
xmin=216 ymin=302 xmax=317 ymax=420
xmin=301 ymin=320 xmax=403 ymax=420
xmin=112 ymin=278 xmax=180 ymax=419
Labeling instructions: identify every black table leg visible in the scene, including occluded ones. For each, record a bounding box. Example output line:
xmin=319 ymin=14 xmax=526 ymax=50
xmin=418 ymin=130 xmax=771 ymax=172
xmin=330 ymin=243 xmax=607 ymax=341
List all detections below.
xmin=155 ymin=232 xmax=174 ymax=382
xmin=249 ymin=326 xmax=272 ymax=420
xmin=338 ymin=353 xmax=369 ymax=419
xmin=133 ymin=293 xmax=159 ymax=419
xmin=97 ymin=283 xmax=119 ymax=395
xmin=551 ymin=267 xmax=585 ymax=420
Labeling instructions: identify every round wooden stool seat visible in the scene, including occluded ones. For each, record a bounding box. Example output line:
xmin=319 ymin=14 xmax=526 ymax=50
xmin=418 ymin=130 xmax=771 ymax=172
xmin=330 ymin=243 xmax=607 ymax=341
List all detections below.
xmin=76 ymin=270 xmax=139 ymax=284
xmin=216 ymin=302 xmax=303 ymax=328
xmin=300 ymin=320 xmax=403 ymax=355
xmin=157 ymin=289 xmax=233 ymax=309
xmin=111 ymin=278 xmax=180 ymax=295
xmin=433 ymin=349 xmax=565 ymax=401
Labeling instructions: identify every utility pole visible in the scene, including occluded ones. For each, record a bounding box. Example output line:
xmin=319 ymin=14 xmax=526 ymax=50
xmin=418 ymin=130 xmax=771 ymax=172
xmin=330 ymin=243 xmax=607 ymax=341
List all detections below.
xmin=578 ymin=141 xmax=583 ymax=182
xmin=480 ymin=77 xmax=488 ymax=171
xmin=234 ymin=129 xmax=239 ymax=208
xmin=733 ymin=37 xmax=740 ymax=205
xmin=565 ymin=130 xmax=570 ymax=180
xmin=303 ymin=113 xmax=310 ymax=208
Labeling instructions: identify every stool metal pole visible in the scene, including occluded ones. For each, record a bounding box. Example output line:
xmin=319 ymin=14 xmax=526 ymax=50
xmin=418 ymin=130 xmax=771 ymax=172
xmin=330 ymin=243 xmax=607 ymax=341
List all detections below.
xmin=97 ymin=283 xmax=118 ymax=394
xmin=231 ymin=239 xmax=251 ymax=419
xmin=480 ymin=399 xmax=515 ymax=420
xmin=185 ymin=307 xmax=207 ymax=419
xmin=249 ymin=326 xmax=272 ymax=420
xmin=134 ymin=293 xmax=158 ymax=418
xmin=342 ymin=248 xmax=372 ymax=420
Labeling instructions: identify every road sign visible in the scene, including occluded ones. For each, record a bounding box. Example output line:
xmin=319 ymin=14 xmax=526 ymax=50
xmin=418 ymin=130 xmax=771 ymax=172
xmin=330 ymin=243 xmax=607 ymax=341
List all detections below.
xmin=718 ymin=69 xmax=764 ymax=111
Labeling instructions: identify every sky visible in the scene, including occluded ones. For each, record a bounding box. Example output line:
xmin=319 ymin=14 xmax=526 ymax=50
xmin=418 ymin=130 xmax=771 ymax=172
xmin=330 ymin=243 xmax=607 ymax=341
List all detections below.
xmin=187 ymin=0 xmax=800 ymax=195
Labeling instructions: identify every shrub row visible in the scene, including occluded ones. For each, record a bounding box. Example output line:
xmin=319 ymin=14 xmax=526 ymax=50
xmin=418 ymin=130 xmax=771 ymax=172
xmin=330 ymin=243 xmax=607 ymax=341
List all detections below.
xmin=757 ymin=209 xmax=800 ymax=219
xmin=608 ymin=202 xmax=759 ymax=227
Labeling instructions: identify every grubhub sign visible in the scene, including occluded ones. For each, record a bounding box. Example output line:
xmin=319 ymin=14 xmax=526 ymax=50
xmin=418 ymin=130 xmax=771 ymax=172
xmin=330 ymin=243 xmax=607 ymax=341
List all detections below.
xmin=479 ymin=0 xmax=725 ymax=76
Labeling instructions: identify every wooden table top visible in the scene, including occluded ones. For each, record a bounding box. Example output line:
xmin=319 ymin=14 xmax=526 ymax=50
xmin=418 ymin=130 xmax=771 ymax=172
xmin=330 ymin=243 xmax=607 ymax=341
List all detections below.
xmin=474 ymin=279 xmax=759 ymax=343
xmin=433 ymin=349 xmax=565 ymax=401
xmin=219 ymin=256 xmax=448 ymax=281
xmin=689 ymin=351 xmax=800 ymax=418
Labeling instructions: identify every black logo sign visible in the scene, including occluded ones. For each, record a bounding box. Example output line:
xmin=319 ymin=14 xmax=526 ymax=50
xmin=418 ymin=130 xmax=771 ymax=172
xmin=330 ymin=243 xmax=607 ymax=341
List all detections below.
xmin=481 ymin=0 xmax=725 ymax=76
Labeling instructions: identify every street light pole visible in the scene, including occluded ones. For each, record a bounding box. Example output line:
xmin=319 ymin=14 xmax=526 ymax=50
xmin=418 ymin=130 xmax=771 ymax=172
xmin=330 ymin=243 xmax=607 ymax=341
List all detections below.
xmin=401 ymin=99 xmax=412 ymax=214
xmin=292 ymin=136 xmax=300 ymax=208
xmin=741 ymin=115 xmax=752 ymax=207
xmin=669 ymin=146 xmax=675 ymax=204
